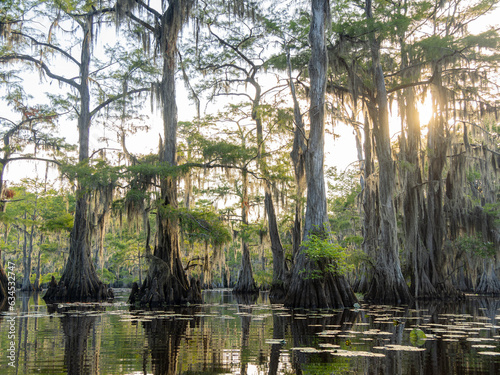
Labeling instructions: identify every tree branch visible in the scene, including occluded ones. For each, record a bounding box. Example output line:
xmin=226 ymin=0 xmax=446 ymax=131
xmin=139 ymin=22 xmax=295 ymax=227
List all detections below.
xmin=182 ymin=161 xmax=265 ymax=181
xmin=90 ymin=87 xmax=150 ymax=117
xmin=3 ymin=156 xmax=61 ymax=166
xmin=134 ymin=0 xmax=162 ymax=20
xmin=208 ymin=25 xmax=255 ymax=68
xmin=125 ymin=10 xmax=155 ymax=33
xmin=11 ymin=31 xmax=81 ymax=67
xmin=0 ymin=54 xmax=80 ymax=90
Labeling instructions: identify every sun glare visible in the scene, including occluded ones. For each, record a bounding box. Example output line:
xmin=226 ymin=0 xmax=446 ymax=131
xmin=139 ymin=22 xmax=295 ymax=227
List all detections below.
xmin=418 ymin=95 xmax=433 ymax=128
xmin=388 ymin=94 xmax=434 ymax=140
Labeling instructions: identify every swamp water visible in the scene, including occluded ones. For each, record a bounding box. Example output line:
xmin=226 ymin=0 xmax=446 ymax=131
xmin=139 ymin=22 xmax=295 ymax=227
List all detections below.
xmin=1 ymin=289 xmax=500 ymax=374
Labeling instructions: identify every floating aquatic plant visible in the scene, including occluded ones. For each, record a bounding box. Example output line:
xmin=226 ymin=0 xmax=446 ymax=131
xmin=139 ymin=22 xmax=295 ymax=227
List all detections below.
xmin=410 ymin=327 xmax=427 ymax=347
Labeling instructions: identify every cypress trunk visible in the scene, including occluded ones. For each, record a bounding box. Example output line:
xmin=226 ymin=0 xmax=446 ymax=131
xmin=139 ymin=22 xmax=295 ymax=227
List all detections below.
xmin=266 ymin=188 xmax=287 ymax=299
xmin=44 ymin=14 xmax=111 ymax=302
xmin=359 ymin=114 xmax=377 ymax=294
xmin=21 ymin=211 xmax=34 ymax=292
xmin=233 ymin=170 xmax=258 ymax=293
xmin=134 ymin=48 xmax=201 ymax=306
xmin=286 ymin=40 xmax=307 ymax=261
xmin=364 ymin=93 xmax=412 ymax=304
xmin=426 ymin=70 xmax=461 ymax=298
xmin=131 ymin=4 xmax=201 ymax=304
xmin=33 ymin=246 xmax=42 ymax=292
xmin=363 ymin=0 xmax=412 ymax=304
xmin=284 ymin=0 xmax=357 ymax=309
xmin=402 ymin=84 xmax=437 ymax=298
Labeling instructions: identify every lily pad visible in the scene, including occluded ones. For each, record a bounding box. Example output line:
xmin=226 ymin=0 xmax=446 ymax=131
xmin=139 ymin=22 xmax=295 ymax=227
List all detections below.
xmin=376 ymin=345 xmax=426 ymax=352
xmin=410 ymin=328 xmax=427 ymax=347
xmin=471 ymin=345 xmax=496 ymax=349
xmin=266 ymin=339 xmax=286 ymax=345
xmin=291 ymin=347 xmax=323 ymax=353
xmin=477 ymin=351 xmax=500 ymax=356
xmin=329 ymin=350 xmax=385 ymax=358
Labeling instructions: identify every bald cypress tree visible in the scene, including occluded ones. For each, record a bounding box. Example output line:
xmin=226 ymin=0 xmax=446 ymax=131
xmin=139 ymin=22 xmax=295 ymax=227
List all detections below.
xmin=117 ymin=0 xmax=202 ymax=305
xmin=1 ymin=0 xmax=150 ymax=301
xmin=362 ymin=0 xmax=413 ymax=304
xmin=284 ymin=0 xmax=357 ymax=309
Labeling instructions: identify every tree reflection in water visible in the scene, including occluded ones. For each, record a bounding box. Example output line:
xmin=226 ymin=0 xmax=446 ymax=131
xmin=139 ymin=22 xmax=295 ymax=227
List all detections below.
xmin=3 ymin=290 xmax=500 ymax=374
xmin=48 ymin=303 xmax=104 ymax=375
xmin=289 ymin=307 xmax=359 ymax=374
xmin=140 ymin=306 xmax=200 ymax=375
xmin=235 ymin=293 xmax=258 ymax=375
xmin=268 ymin=311 xmax=286 ymax=375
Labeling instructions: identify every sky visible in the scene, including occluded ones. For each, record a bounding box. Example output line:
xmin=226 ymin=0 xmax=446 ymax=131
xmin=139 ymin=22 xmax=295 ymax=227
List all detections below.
xmin=2 ymin=0 xmax=499 ymax=188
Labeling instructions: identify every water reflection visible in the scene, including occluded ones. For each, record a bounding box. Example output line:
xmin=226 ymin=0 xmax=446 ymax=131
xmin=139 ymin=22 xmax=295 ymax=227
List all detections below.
xmin=236 ymin=293 xmax=260 ymax=375
xmin=1 ymin=290 xmax=500 ymax=374
xmin=141 ymin=309 xmax=193 ymax=375
xmin=46 ymin=303 xmax=104 ymax=375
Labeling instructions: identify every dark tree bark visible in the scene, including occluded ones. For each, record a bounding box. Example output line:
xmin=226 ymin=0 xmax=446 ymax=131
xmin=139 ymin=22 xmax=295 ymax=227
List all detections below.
xmin=284 ymin=0 xmax=357 ymax=309
xmin=425 ymin=67 xmax=461 ymax=298
xmin=128 ymin=0 xmax=201 ymax=305
xmin=402 ymin=86 xmax=437 ymax=299
xmin=359 ymin=114 xmax=377 ymax=294
xmin=233 ymin=170 xmax=258 ymax=293
xmin=44 ymin=13 xmax=112 ymax=302
xmin=265 ymin=189 xmax=287 ymax=299
xmin=287 ymin=43 xmax=307 ymax=262
xmin=363 ymin=0 xmax=412 ymax=304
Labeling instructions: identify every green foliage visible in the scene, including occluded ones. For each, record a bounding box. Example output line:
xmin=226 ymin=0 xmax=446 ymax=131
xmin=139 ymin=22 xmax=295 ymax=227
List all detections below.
xmin=484 ymin=202 xmax=500 ymax=225
xmin=344 ymin=235 xmax=363 ymax=246
xmin=43 ymin=213 xmax=73 ymax=232
xmin=40 ymin=242 xmax=59 ymax=253
xmin=300 ymin=229 xmax=354 ymax=280
xmin=100 ymin=268 xmax=117 ymax=285
xmin=410 ymin=328 xmax=427 ymax=347
xmin=327 ymin=167 xmax=362 ymax=245
xmin=254 ymin=269 xmax=272 ymax=288
xmin=163 ymin=206 xmax=231 ymax=247
xmin=41 ymin=272 xmax=61 ymax=284
xmin=60 ymin=159 xmax=122 ymax=191
xmin=466 ymin=168 xmax=481 ymax=183
xmin=454 ymin=234 xmax=495 ymax=258
xmin=198 ymin=136 xmax=257 ymax=166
